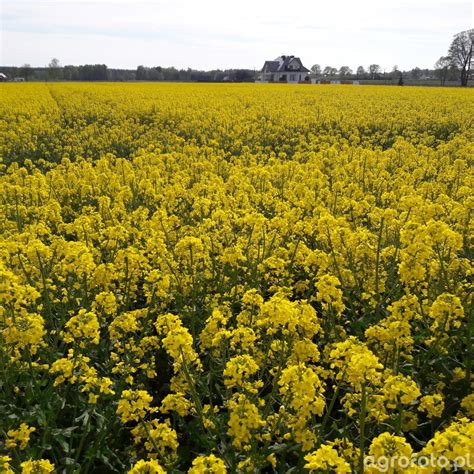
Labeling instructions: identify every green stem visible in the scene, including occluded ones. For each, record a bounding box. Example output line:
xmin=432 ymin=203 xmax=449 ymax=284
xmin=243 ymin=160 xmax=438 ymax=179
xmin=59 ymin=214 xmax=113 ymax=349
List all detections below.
xmin=178 ymin=349 xmax=208 ymax=435
xmin=320 ymin=381 xmax=341 ymax=435
xmin=358 ymin=383 xmax=367 ymax=474
xmin=73 ymin=413 xmax=91 ymax=466
xmin=140 ymin=418 xmax=161 ymax=455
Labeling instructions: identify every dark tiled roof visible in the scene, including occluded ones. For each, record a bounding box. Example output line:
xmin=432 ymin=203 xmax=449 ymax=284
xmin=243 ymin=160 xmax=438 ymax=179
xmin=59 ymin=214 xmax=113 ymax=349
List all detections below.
xmin=262 ymin=56 xmax=310 ymax=73
xmin=262 ymin=61 xmax=280 ymax=72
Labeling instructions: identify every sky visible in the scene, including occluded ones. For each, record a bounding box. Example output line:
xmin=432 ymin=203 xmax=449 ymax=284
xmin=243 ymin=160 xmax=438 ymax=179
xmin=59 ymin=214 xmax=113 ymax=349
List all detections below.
xmin=1 ymin=0 xmax=473 ymax=71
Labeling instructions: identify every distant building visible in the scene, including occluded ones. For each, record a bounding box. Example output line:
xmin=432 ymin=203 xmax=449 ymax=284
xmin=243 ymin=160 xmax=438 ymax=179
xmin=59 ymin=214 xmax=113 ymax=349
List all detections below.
xmin=311 ymin=79 xmax=360 ymax=85
xmin=0 ymin=73 xmax=7 ymax=82
xmin=256 ymin=55 xmax=310 ymax=83
xmin=13 ymin=77 xmax=25 ymax=82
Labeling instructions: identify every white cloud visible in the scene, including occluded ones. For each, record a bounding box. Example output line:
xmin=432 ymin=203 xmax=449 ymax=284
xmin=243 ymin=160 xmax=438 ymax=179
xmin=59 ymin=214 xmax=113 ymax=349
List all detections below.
xmin=1 ymin=0 xmax=472 ymax=70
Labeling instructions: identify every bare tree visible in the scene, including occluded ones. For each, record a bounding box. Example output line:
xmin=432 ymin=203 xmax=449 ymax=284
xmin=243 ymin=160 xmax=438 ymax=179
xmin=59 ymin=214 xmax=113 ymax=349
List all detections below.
xmin=48 ymin=58 xmax=61 ymax=81
xmin=311 ymin=64 xmax=321 ymax=75
xmin=368 ymin=64 xmax=381 ymax=79
xmin=49 ymin=58 xmax=61 ymax=69
xmin=434 ymin=56 xmax=451 ymax=86
xmin=447 ymin=29 xmax=474 ymax=86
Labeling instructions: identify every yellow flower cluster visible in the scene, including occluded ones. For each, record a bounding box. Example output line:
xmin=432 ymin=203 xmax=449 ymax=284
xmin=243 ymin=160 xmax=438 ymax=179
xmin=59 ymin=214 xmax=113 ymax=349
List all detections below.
xmin=227 ymin=393 xmax=265 ymax=449
xmin=419 ymin=394 xmax=445 ymax=419
xmin=19 ymin=459 xmax=55 ymax=474
xmin=49 ymin=348 xmax=115 ymax=403
xmin=188 ymin=454 xmax=227 ymax=473
xmin=223 ymin=354 xmax=260 ymax=391
xmin=330 ymin=337 xmax=383 ymax=390
xmin=304 ymin=444 xmax=351 ymax=473
xmin=62 ymin=309 xmax=100 ymax=346
xmin=5 ymin=424 xmax=35 ymax=450
xmin=117 ymin=389 xmax=157 ymax=423
xmin=419 ymin=418 xmax=474 ymax=471
xmin=366 ymin=432 xmax=413 ymax=473
xmin=128 ymin=459 xmax=166 ymax=473
xmin=278 ymin=363 xmax=325 ymax=450
xmin=131 ymin=418 xmax=178 ymax=459
xmin=0 ymin=82 xmax=472 ymax=472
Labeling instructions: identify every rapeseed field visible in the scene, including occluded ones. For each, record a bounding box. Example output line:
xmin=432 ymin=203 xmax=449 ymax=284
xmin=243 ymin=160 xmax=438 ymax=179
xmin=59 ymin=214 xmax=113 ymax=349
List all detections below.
xmin=0 ymin=83 xmax=473 ymax=473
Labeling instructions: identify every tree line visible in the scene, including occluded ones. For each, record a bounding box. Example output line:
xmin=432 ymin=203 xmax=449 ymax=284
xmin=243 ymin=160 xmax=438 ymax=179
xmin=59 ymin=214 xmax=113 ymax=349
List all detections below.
xmin=309 ymin=63 xmax=461 ymax=85
xmin=1 ymin=29 xmax=472 ymax=85
xmin=311 ymin=29 xmax=473 ymax=86
xmin=0 ymin=61 xmax=256 ymax=83
xmin=1 ymin=62 xmax=458 ymax=85
xmin=135 ymin=65 xmax=255 ymax=82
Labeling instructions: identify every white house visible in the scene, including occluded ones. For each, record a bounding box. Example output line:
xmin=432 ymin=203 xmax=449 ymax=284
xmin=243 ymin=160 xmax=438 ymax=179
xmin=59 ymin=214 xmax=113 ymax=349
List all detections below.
xmin=256 ymin=55 xmax=311 ymax=83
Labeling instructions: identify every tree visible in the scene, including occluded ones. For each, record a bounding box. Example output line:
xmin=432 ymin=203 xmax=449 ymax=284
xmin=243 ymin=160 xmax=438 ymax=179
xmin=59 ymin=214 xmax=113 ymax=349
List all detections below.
xmin=434 ymin=56 xmax=451 ymax=86
xmin=356 ymin=66 xmax=366 ymax=78
xmin=338 ymin=66 xmax=353 ymax=76
xmin=136 ymin=65 xmax=147 ymax=81
xmin=323 ymin=66 xmax=337 ymax=76
xmin=78 ymin=64 xmax=109 ymax=81
xmin=390 ymin=65 xmax=400 ymax=79
xmin=20 ymin=63 xmax=32 ymax=81
xmin=49 ymin=58 xmax=60 ymax=68
xmin=311 ymin=64 xmax=321 ymax=75
xmin=63 ymin=65 xmax=79 ymax=81
xmin=368 ymin=64 xmax=381 ymax=79
xmin=148 ymin=67 xmax=164 ymax=81
xmin=410 ymin=67 xmax=422 ymax=80
xmin=447 ymin=29 xmax=474 ymax=86
xmin=48 ymin=58 xmax=61 ymax=80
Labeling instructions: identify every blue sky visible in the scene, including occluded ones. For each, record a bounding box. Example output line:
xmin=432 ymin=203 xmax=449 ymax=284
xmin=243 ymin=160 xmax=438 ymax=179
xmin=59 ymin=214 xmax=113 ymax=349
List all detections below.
xmin=1 ymin=0 xmax=472 ymax=70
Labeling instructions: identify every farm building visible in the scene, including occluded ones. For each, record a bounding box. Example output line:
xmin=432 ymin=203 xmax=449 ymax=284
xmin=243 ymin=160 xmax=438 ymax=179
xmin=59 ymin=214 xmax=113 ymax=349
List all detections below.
xmin=0 ymin=73 xmax=7 ymax=82
xmin=256 ymin=55 xmax=311 ymax=83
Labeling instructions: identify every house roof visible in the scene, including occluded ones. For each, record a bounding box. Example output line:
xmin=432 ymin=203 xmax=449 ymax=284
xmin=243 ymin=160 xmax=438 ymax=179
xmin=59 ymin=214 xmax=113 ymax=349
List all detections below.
xmin=262 ymin=61 xmax=280 ymax=72
xmin=262 ymin=56 xmax=310 ymax=73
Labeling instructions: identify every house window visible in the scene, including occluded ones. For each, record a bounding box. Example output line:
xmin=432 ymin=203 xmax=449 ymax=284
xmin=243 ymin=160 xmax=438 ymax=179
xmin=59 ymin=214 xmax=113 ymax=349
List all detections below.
xmin=290 ymin=74 xmax=295 ymax=81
